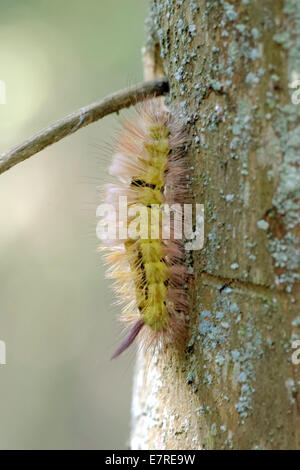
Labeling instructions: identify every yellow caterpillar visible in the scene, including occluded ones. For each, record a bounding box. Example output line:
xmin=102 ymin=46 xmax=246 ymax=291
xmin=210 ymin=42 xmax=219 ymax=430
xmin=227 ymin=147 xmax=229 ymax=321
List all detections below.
xmin=100 ymin=99 xmax=189 ymax=358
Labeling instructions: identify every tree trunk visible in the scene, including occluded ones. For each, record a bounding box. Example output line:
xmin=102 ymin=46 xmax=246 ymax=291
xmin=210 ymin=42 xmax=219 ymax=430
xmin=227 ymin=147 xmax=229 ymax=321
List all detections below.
xmin=130 ymin=0 xmax=300 ymax=450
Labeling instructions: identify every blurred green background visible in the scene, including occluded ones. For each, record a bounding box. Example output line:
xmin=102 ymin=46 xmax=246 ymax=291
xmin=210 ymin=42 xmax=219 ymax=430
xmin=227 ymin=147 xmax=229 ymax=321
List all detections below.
xmin=0 ymin=0 xmax=147 ymax=449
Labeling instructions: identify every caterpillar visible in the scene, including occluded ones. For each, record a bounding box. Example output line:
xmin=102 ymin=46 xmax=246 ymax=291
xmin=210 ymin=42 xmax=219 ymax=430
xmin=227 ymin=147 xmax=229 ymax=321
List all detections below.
xmin=100 ymin=99 xmax=190 ymax=358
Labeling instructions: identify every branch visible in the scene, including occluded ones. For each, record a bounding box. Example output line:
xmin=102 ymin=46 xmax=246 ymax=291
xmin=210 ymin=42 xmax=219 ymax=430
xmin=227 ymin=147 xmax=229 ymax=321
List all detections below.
xmin=0 ymin=78 xmax=169 ymax=176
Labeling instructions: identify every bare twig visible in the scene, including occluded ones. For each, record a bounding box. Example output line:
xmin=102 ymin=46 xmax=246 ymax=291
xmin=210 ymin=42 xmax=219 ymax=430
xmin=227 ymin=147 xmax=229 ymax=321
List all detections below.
xmin=0 ymin=78 xmax=169 ymax=176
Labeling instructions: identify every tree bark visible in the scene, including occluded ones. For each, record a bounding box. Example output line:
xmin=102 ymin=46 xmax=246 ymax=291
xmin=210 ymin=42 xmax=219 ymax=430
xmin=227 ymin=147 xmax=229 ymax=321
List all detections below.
xmin=130 ymin=0 xmax=300 ymax=450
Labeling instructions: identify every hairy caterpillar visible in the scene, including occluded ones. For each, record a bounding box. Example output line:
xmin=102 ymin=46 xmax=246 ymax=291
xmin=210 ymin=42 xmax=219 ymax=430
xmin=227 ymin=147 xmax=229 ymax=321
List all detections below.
xmin=100 ymin=99 xmax=190 ymax=358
